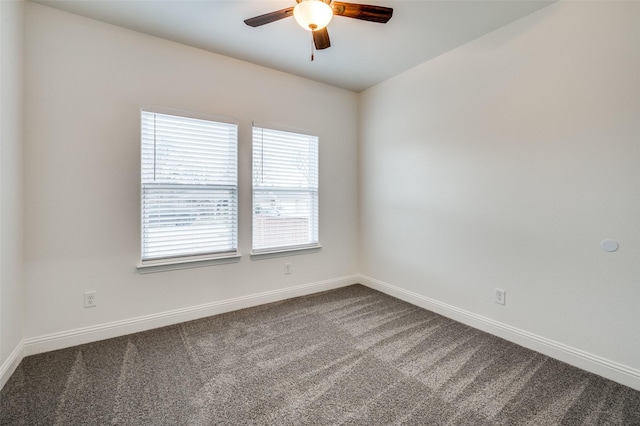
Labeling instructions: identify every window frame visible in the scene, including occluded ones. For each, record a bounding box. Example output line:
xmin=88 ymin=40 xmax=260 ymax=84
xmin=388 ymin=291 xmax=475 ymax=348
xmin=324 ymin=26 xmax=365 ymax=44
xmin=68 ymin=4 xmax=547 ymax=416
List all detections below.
xmin=251 ymin=122 xmax=321 ymax=257
xmin=137 ymin=106 xmax=240 ymax=272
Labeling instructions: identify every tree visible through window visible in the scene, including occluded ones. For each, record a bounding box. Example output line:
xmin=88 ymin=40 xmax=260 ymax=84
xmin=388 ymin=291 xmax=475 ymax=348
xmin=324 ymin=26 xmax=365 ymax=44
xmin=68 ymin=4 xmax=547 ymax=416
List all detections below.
xmin=252 ymin=124 xmax=319 ymax=253
xmin=141 ymin=108 xmax=238 ymax=262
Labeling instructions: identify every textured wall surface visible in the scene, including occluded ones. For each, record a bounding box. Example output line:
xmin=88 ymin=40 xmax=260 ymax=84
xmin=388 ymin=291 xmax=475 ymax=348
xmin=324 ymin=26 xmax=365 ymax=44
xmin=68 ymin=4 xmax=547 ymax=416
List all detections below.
xmin=0 ymin=0 xmax=25 ymax=374
xmin=360 ymin=1 xmax=640 ymax=372
xmin=23 ymin=3 xmax=359 ymax=340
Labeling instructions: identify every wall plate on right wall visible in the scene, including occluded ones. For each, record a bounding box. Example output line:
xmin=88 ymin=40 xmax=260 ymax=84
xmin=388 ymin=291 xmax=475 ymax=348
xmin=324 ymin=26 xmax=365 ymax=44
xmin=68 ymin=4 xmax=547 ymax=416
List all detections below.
xmin=600 ymin=239 xmax=619 ymax=252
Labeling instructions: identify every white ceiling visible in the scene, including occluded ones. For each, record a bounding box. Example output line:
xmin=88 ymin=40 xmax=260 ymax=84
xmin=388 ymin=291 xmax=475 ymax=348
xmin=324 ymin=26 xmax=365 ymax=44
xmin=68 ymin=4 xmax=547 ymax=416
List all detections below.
xmin=32 ymin=0 xmax=554 ymax=92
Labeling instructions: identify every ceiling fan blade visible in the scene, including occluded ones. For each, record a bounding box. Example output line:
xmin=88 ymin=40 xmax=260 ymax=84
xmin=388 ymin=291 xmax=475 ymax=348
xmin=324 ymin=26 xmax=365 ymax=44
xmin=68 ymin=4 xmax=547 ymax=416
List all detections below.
xmin=244 ymin=7 xmax=294 ymax=27
xmin=313 ymin=28 xmax=331 ymax=50
xmin=332 ymin=2 xmax=393 ymax=23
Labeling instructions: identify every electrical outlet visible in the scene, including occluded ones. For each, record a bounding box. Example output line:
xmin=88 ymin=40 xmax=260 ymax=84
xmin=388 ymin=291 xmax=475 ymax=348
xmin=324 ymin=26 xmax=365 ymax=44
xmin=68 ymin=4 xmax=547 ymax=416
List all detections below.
xmin=84 ymin=291 xmax=97 ymax=308
xmin=494 ymin=288 xmax=506 ymax=305
xmin=284 ymin=263 xmax=292 ymax=275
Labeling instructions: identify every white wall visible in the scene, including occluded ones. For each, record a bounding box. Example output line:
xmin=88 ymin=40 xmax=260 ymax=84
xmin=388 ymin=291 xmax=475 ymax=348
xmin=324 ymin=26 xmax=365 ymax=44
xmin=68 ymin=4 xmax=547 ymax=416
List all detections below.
xmin=0 ymin=0 xmax=25 ymax=388
xmin=360 ymin=1 xmax=640 ymax=387
xmin=11 ymin=0 xmax=639 ymax=392
xmin=22 ymin=3 xmax=359 ymax=347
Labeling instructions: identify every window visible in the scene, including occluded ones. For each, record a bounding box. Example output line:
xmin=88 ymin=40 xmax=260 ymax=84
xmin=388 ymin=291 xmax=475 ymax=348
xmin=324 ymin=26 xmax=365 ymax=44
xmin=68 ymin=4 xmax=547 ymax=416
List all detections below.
xmin=252 ymin=124 xmax=319 ymax=253
xmin=141 ymin=107 xmax=238 ymax=264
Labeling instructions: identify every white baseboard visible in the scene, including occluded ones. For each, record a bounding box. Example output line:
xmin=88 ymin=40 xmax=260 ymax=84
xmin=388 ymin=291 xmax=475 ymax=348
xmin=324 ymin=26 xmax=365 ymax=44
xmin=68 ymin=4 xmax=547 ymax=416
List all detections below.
xmin=360 ymin=274 xmax=640 ymax=391
xmin=22 ymin=275 xmax=359 ymax=358
xmin=8 ymin=274 xmax=638 ymax=392
xmin=0 ymin=340 xmax=25 ymax=390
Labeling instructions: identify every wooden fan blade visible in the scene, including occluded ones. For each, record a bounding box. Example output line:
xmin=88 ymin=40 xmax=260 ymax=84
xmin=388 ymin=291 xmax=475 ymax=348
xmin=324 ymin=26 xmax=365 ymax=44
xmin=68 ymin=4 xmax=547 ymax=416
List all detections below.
xmin=332 ymin=2 xmax=393 ymax=23
xmin=244 ymin=7 xmax=294 ymax=27
xmin=313 ymin=28 xmax=331 ymax=50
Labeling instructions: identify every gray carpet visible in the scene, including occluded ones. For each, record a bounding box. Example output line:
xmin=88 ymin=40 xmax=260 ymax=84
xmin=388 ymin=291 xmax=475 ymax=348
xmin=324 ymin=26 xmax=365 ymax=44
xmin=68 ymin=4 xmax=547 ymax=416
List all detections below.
xmin=1 ymin=284 xmax=639 ymax=425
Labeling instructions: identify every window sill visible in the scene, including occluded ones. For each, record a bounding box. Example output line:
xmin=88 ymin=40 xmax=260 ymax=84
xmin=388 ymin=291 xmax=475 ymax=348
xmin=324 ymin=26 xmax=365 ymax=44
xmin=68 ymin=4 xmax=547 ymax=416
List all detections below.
xmin=137 ymin=252 xmax=241 ymax=274
xmin=250 ymin=244 xmax=322 ymax=260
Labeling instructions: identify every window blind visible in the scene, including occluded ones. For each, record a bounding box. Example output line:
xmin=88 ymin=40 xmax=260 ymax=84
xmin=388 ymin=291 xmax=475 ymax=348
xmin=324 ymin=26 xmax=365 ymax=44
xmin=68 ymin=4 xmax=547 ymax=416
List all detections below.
xmin=252 ymin=125 xmax=319 ymax=252
xmin=141 ymin=109 xmax=238 ymax=261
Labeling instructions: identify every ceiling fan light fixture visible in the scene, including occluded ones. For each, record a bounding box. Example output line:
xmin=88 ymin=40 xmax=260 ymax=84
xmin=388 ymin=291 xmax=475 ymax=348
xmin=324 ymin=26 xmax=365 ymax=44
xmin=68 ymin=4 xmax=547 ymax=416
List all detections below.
xmin=293 ymin=0 xmax=333 ymax=31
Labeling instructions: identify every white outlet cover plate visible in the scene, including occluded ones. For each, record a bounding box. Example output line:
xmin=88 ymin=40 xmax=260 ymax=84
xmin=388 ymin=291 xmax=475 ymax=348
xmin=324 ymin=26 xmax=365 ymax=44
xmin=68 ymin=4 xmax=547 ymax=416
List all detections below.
xmin=84 ymin=291 xmax=97 ymax=308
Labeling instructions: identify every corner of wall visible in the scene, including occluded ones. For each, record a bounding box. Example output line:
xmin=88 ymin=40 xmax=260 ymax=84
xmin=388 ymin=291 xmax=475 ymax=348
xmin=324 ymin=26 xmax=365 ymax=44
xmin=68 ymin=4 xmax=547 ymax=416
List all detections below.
xmin=0 ymin=340 xmax=24 ymax=390
xmin=0 ymin=0 xmax=26 ymax=391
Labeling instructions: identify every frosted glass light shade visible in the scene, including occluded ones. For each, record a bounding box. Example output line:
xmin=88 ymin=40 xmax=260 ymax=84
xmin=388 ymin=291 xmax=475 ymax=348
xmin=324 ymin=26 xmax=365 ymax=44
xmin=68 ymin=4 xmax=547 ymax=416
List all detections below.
xmin=293 ymin=0 xmax=333 ymax=31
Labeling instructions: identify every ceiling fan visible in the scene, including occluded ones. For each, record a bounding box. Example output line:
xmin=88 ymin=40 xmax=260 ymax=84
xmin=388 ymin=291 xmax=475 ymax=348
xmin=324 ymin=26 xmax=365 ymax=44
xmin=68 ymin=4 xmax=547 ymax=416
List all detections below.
xmin=244 ymin=0 xmax=393 ymax=52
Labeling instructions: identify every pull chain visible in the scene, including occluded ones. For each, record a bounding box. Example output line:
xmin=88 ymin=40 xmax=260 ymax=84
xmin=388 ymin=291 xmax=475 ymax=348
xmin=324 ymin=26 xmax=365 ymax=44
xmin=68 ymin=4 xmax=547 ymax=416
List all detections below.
xmin=310 ymin=36 xmax=315 ymax=62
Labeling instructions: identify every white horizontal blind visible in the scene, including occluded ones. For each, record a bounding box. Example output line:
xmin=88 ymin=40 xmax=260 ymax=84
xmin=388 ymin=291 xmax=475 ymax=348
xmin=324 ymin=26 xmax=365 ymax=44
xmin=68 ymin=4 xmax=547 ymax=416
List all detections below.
xmin=141 ymin=109 xmax=238 ymax=261
xmin=252 ymin=125 xmax=319 ymax=252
